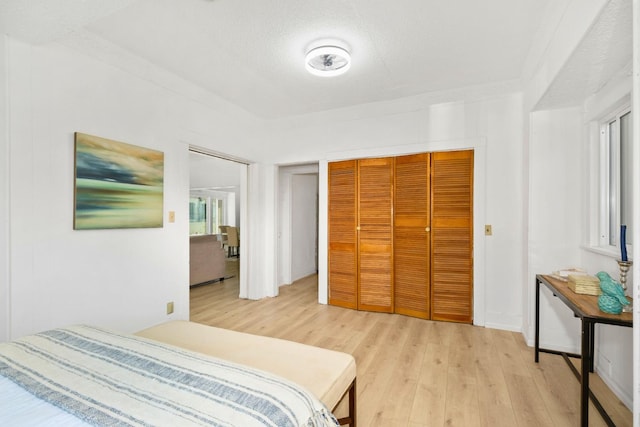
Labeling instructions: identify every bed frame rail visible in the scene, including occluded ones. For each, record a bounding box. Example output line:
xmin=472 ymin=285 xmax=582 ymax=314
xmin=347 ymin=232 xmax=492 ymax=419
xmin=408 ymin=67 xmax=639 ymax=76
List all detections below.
xmin=334 ymin=379 xmax=356 ymax=427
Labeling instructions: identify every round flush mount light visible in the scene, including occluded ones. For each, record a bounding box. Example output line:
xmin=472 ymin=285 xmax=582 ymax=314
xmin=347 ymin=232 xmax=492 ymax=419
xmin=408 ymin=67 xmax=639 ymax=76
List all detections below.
xmin=305 ymin=45 xmax=351 ymax=77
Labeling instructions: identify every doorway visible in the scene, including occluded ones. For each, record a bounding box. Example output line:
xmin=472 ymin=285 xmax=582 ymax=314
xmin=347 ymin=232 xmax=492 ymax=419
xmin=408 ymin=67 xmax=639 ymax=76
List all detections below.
xmin=189 ymin=149 xmax=245 ymax=292
xmin=278 ymin=164 xmax=319 ymax=289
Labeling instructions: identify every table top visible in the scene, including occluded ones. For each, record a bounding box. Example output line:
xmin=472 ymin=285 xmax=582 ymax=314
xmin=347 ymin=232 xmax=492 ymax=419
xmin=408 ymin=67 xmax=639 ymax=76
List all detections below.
xmin=537 ymin=274 xmax=633 ymax=326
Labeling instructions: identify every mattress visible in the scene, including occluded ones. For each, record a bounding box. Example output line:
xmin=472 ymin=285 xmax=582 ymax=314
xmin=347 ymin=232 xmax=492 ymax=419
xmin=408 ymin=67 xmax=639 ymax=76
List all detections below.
xmin=135 ymin=320 xmax=357 ymax=411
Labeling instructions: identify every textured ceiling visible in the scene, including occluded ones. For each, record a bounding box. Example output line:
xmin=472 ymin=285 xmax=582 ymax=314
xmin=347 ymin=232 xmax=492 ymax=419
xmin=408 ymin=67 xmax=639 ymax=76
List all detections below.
xmin=0 ymin=0 xmax=551 ymax=119
xmin=535 ymin=0 xmax=632 ymax=110
xmin=0 ymin=0 xmax=134 ymax=44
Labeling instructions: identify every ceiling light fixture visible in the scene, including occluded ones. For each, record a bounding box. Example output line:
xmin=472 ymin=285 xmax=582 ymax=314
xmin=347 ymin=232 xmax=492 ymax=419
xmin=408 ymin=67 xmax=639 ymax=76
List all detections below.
xmin=305 ymin=45 xmax=351 ymax=77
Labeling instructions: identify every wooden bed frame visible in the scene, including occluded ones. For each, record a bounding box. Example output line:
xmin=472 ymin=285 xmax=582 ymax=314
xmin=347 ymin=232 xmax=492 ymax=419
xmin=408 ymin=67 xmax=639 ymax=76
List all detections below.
xmin=136 ymin=320 xmax=357 ymax=426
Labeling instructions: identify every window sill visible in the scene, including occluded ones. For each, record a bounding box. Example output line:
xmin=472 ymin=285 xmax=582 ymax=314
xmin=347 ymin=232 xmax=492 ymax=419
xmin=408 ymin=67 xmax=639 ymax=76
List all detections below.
xmin=582 ymin=244 xmax=633 ymax=262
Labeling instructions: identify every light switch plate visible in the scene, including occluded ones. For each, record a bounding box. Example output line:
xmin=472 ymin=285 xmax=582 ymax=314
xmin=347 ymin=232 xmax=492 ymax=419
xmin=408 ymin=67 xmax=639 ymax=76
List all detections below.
xmin=485 ymin=225 xmax=492 ymax=236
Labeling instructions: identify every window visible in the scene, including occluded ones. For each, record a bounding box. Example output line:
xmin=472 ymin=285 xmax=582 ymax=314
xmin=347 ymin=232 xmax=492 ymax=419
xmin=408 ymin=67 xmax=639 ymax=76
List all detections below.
xmin=189 ymin=196 xmax=225 ymax=235
xmin=600 ymin=106 xmax=632 ymax=250
xmin=189 ymin=197 xmax=207 ymax=235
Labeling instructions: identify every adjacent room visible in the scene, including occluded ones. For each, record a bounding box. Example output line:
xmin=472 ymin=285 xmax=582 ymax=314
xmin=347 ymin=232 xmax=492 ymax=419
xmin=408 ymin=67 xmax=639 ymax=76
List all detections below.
xmin=0 ymin=0 xmax=638 ymax=426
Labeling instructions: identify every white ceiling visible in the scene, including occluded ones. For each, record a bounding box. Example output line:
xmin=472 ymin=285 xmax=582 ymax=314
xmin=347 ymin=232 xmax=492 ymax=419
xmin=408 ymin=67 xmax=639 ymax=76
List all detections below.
xmin=1 ymin=0 xmax=552 ymax=119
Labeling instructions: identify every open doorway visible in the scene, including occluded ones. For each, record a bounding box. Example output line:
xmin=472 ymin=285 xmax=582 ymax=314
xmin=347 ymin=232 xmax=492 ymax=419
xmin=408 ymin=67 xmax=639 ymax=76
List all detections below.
xmin=189 ymin=150 xmax=244 ymax=290
xmin=277 ymin=164 xmax=319 ymax=292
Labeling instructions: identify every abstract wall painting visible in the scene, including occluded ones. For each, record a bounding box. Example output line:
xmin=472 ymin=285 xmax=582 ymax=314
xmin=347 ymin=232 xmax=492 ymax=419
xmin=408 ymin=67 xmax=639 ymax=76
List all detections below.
xmin=74 ymin=132 xmax=164 ymax=230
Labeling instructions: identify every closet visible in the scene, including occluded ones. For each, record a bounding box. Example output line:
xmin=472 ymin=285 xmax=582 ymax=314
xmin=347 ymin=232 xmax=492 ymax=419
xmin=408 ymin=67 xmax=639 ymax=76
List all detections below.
xmin=327 ymin=150 xmax=473 ymax=323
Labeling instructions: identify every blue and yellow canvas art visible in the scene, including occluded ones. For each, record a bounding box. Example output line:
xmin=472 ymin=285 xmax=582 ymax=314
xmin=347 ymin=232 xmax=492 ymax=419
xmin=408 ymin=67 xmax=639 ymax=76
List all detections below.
xmin=74 ymin=132 xmax=164 ymax=229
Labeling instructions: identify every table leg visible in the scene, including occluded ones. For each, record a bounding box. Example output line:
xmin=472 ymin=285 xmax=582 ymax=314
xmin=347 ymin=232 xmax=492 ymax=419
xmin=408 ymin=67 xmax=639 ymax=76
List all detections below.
xmin=580 ymin=319 xmax=591 ymax=427
xmin=589 ymin=323 xmax=595 ymax=373
xmin=535 ymin=277 xmax=541 ymax=363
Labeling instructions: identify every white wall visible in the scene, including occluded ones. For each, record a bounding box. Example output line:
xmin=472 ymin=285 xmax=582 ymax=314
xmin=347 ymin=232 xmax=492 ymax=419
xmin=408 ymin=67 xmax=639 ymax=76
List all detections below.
xmin=527 ymin=108 xmax=584 ymax=351
xmin=291 ymin=174 xmax=318 ymax=281
xmin=0 ymin=35 xmax=9 ymax=342
xmin=4 ymin=37 xmax=259 ymax=338
xmin=482 ymin=96 xmax=525 ymax=330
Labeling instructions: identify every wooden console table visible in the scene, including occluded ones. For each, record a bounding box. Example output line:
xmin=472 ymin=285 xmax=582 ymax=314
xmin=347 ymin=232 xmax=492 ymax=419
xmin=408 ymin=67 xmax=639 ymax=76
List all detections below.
xmin=534 ymin=274 xmax=632 ymax=427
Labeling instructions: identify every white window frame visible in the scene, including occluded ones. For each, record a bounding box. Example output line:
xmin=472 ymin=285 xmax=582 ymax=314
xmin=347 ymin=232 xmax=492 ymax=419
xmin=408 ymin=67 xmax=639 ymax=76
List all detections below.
xmin=598 ymin=104 xmax=632 ymax=252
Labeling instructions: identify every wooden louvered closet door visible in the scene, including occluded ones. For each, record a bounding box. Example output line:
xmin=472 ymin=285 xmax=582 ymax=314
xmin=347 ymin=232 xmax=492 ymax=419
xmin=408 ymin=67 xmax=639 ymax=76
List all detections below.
xmin=328 ymin=160 xmax=358 ymax=309
xmin=394 ymin=153 xmax=431 ymax=319
xmin=328 ymin=150 xmax=473 ymax=323
xmin=431 ymin=150 xmax=474 ymax=323
xmin=357 ymin=158 xmax=394 ymax=313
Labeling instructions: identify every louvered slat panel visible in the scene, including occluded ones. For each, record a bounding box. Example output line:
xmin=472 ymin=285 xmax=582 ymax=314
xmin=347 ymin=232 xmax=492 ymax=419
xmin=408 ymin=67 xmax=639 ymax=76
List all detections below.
xmin=394 ymin=153 xmax=430 ymax=319
xmin=359 ymin=251 xmax=393 ymax=309
xmin=431 ymin=150 xmax=473 ymax=323
xmin=394 ymin=227 xmax=429 ymax=317
xmin=358 ymin=158 xmax=393 ymax=313
xmin=328 ymin=160 xmax=358 ymax=309
xmin=433 ymin=158 xmax=472 ymax=219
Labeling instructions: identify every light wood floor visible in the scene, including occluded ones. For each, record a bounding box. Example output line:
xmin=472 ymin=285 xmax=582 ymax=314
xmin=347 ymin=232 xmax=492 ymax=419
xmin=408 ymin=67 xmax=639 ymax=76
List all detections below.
xmin=190 ymin=260 xmax=632 ymax=427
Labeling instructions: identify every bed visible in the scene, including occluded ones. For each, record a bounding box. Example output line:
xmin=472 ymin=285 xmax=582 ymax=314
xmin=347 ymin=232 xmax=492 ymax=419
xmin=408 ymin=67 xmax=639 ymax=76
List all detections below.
xmin=0 ymin=321 xmax=357 ymax=427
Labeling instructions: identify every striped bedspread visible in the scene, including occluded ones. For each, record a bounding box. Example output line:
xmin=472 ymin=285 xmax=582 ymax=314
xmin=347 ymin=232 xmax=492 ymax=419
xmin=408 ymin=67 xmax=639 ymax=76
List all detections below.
xmin=0 ymin=325 xmax=339 ymax=427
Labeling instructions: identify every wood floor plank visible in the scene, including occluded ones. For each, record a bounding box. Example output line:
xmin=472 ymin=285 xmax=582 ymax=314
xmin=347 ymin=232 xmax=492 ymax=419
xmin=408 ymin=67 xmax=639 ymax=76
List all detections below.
xmin=376 ymin=319 xmax=425 ymax=425
xmin=356 ymin=316 xmax=413 ymax=427
xmin=503 ymin=372 xmax=556 ymax=427
xmin=527 ymin=352 xmax=583 ymax=427
xmin=474 ymin=337 xmax=519 ymax=426
xmin=409 ymin=342 xmax=448 ymax=426
xmin=443 ymin=368 xmax=482 ymax=427
xmin=190 ymin=263 xmax=632 ymax=427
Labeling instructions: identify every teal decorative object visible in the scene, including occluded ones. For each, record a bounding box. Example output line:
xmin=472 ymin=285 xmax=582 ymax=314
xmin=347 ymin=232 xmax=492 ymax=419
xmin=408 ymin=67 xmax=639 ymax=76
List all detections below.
xmin=598 ymin=295 xmax=622 ymax=314
xmin=596 ymin=271 xmax=630 ymax=314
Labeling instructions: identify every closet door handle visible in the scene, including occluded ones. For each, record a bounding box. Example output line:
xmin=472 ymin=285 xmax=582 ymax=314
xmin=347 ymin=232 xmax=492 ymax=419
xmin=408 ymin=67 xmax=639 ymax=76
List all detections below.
xmin=356 ymin=226 xmax=361 ymax=231
xmin=425 ymin=227 xmax=431 ymax=232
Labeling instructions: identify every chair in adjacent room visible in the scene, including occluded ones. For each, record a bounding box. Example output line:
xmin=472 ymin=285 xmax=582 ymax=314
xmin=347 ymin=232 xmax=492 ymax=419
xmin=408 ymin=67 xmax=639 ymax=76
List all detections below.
xmin=219 ymin=225 xmax=229 ymax=253
xmin=226 ymin=226 xmax=239 ymax=257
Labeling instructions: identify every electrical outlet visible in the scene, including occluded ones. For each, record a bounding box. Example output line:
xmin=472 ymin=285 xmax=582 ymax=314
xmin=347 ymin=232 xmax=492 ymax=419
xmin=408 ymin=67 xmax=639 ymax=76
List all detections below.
xmin=485 ymin=224 xmax=492 ymax=236
xmin=166 ymin=301 xmax=174 ymax=315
